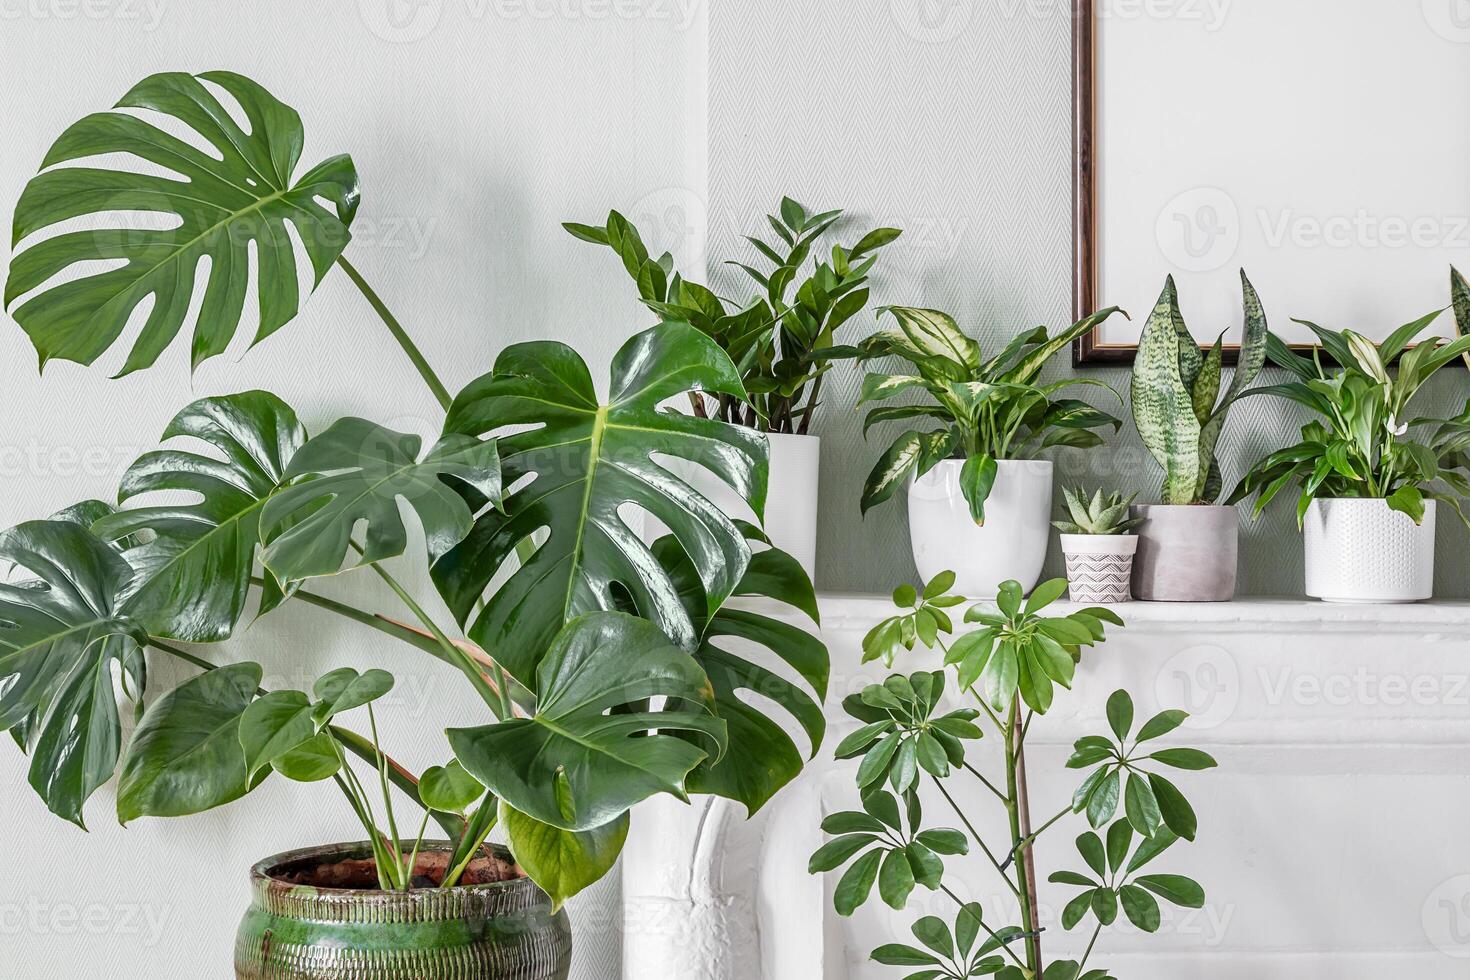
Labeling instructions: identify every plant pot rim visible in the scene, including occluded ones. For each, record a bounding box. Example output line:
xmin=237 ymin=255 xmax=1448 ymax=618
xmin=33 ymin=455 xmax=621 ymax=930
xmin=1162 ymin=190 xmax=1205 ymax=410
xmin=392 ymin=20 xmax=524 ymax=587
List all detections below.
xmin=925 ymin=457 xmax=1054 ymax=469
xmin=1059 ymin=532 xmax=1137 ymax=541
xmin=250 ymin=841 xmax=530 ymax=898
xmin=1130 ymin=502 xmax=1236 ymax=510
xmin=1310 ymin=495 xmax=1437 ymax=505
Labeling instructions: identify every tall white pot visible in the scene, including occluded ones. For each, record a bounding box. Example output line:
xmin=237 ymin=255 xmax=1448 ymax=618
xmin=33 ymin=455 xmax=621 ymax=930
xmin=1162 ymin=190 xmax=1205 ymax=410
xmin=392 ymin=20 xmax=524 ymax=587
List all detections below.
xmin=907 ymin=459 xmax=1053 ymax=597
xmin=1304 ymin=497 xmax=1436 ymax=602
xmin=675 ymin=431 xmax=820 ymax=580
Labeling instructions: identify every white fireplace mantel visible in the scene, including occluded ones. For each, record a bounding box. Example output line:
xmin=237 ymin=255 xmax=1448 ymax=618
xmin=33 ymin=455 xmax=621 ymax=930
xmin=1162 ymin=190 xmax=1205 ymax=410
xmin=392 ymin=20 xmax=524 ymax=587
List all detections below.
xmin=621 ymin=595 xmax=1470 ymax=980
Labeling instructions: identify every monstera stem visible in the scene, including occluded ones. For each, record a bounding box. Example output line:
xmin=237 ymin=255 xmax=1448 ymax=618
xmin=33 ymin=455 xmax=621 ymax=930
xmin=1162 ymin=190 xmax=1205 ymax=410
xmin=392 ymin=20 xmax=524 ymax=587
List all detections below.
xmin=336 ymin=255 xmax=453 ymax=411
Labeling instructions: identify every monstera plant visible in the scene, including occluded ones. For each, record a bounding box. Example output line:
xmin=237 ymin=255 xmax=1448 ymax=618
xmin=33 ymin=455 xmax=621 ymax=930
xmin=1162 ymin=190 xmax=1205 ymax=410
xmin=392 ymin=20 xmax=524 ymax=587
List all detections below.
xmin=1 ymin=69 xmax=828 ymax=976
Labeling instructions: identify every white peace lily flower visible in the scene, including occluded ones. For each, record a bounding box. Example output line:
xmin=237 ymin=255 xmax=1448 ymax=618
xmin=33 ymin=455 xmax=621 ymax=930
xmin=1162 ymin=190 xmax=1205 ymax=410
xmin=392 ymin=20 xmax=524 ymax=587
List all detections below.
xmin=1386 ymin=414 xmax=1409 ymax=436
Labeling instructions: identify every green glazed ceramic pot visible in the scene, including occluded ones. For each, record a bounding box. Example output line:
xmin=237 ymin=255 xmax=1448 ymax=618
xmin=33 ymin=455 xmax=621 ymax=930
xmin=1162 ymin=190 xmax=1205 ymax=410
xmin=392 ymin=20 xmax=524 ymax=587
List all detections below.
xmin=234 ymin=842 xmax=572 ymax=979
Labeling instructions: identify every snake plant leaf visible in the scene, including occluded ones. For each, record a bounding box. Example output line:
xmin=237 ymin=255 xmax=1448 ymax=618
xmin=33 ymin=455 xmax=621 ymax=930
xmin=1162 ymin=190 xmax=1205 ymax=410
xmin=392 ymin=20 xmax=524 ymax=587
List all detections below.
xmin=433 ymin=322 xmax=764 ymax=685
xmin=5 ymin=71 xmax=359 ymax=374
xmin=651 ymin=528 xmax=828 ymax=814
xmin=502 ymin=803 xmax=630 ymax=910
xmin=1192 ymin=335 xmax=1224 ymax=424
xmin=1131 ymin=277 xmax=1202 ymax=504
xmin=877 ymin=307 xmax=981 ymax=372
xmin=447 ymin=612 xmax=727 ymax=832
xmin=0 ymin=520 xmax=150 ymax=826
xmin=1194 ymin=271 xmax=1270 ymax=501
xmin=260 ymin=419 xmax=501 ymax=582
xmin=116 ymin=661 xmax=263 ymax=823
xmin=1171 ymin=296 xmax=1203 ymax=394
xmin=92 ymin=391 xmax=305 ymax=642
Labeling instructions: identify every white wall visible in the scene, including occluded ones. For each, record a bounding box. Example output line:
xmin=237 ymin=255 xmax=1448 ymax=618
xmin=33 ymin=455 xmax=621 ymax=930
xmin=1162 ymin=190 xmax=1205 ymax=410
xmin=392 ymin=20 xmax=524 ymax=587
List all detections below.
xmin=0 ymin=3 xmax=705 ymax=977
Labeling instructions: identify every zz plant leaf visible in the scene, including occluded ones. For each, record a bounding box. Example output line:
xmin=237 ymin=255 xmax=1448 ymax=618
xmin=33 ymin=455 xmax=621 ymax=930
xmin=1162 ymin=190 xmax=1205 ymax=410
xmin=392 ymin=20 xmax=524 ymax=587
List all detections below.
xmin=5 ymin=71 xmax=358 ymax=374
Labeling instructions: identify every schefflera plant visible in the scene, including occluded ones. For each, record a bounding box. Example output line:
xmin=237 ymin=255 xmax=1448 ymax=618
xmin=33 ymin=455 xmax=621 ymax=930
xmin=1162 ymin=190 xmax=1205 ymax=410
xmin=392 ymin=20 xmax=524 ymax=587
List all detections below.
xmin=813 ymin=573 xmax=1217 ymax=979
xmin=1132 ymin=272 xmax=1268 ymax=505
xmin=0 ymin=69 xmax=830 ymax=910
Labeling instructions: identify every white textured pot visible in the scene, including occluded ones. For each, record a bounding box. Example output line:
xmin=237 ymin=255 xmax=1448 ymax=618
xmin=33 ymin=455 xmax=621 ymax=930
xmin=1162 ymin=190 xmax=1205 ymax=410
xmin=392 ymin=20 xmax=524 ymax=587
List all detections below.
xmin=1059 ymin=534 xmax=1137 ymax=604
xmin=1304 ymin=497 xmax=1436 ymax=603
xmin=676 ymin=431 xmax=820 ymax=580
xmin=907 ymin=459 xmax=1053 ymax=597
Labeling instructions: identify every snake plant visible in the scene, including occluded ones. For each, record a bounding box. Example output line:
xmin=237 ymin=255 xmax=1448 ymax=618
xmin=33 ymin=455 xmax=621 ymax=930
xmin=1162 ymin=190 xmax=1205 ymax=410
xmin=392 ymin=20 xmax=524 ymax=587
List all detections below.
xmin=1052 ymin=487 xmax=1142 ymax=535
xmin=1130 ymin=272 xmax=1268 ymax=505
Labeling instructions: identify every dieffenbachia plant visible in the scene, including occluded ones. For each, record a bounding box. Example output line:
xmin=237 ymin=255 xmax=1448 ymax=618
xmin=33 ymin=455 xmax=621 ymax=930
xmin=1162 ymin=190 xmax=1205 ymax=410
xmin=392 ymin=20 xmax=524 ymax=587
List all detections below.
xmin=855 ymin=306 xmax=1126 ymax=522
xmin=1227 ymin=297 xmax=1470 ymax=528
xmin=565 ymin=197 xmax=901 ymax=434
xmin=1130 ymin=272 xmax=1268 ymax=505
xmin=0 ymin=71 xmax=829 ymax=908
xmin=812 ymin=573 xmax=1216 ymax=979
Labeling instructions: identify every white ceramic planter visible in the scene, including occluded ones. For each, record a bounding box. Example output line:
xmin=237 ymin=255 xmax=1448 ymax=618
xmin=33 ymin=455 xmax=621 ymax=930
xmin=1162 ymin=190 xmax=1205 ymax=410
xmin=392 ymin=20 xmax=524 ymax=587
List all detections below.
xmin=1059 ymin=533 xmax=1137 ymax=604
xmin=1303 ymin=497 xmax=1436 ymax=603
xmin=675 ymin=431 xmax=820 ymax=580
xmin=907 ymin=459 xmax=1053 ymax=597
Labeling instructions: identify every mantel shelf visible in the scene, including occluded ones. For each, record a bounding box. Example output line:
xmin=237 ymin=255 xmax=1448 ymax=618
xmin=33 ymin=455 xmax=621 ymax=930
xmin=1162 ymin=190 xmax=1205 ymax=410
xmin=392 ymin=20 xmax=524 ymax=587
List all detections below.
xmin=812 ymin=593 xmax=1470 ymax=634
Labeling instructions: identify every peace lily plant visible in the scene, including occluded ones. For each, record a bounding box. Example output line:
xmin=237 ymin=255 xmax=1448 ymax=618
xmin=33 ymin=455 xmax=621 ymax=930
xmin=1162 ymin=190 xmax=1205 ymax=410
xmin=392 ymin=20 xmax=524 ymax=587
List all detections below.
xmin=815 ymin=572 xmax=1216 ymax=980
xmin=853 ymin=305 xmax=1126 ymax=595
xmin=1229 ymin=276 xmax=1470 ymax=602
xmin=1 ymin=71 xmax=828 ymax=977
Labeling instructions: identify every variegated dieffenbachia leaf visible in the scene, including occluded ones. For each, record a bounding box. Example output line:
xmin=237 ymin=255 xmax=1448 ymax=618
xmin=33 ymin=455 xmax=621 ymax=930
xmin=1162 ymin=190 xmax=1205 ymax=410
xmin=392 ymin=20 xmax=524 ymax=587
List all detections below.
xmin=1131 ymin=277 xmax=1202 ymax=504
xmin=876 ymin=306 xmax=981 ymax=372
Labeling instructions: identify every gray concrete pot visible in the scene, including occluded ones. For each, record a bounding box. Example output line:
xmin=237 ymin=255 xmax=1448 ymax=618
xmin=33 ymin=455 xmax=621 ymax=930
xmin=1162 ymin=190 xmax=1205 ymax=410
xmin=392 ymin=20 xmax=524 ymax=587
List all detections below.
xmin=1130 ymin=504 xmax=1238 ymax=602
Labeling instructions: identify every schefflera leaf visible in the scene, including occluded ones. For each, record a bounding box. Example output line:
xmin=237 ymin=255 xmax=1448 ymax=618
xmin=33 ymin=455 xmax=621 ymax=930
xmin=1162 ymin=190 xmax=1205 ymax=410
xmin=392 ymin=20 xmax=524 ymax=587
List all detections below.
xmin=93 ymin=391 xmax=305 ymax=642
xmin=259 ymin=418 xmax=501 ymax=582
xmin=652 ymin=526 xmax=829 ymax=814
xmin=0 ymin=520 xmax=150 ymax=826
xmin=5 ymin=71 xmax=359 ymax=375
xmin=433 ymin=322 xmax=767 ymax=686
xmin=447 ymin=611 xmax=728 ymax=833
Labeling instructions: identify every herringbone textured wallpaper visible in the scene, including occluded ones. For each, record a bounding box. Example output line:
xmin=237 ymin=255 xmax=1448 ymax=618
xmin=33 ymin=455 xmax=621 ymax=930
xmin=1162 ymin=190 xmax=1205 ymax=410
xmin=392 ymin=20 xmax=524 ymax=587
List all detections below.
xmin=709 ymin=0 xmax=1470 ymax=598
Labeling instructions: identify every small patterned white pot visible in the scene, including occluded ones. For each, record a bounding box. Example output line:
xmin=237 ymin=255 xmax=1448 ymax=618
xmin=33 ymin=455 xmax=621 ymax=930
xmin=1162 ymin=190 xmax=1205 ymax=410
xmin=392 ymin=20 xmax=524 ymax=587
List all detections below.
xmin=1059 ymin=533 xmax=1138 ymax=604
xmin=1303 ymin=497 xmax=1436 ymax=603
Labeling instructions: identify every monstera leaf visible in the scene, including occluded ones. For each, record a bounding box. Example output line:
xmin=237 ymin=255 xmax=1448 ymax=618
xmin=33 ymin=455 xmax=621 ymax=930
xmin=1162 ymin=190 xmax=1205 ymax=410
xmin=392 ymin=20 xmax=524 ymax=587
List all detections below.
xmin=260 ymin=419 xmax=500 ymax=581
xmin=433 ymin=322 xmax=766 ymax=686
xmin=4 ymin=71 xmax=358 ymax=374
xmin=654 ymin=527 xmax=829 ymax=814
xmin=447 ymin=612 xmax=727 ymax=832
xmin=92 ymin=391 xmax=305 ymax=641
xmin=502 ymin=804 xmax=630 ymax=910
xmin=0 ymin=521 xmax=149 ymax=825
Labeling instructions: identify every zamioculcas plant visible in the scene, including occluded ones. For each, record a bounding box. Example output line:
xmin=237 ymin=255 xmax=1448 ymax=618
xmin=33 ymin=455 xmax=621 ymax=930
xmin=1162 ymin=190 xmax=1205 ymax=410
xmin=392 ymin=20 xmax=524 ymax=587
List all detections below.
xmin=1131 ymin=272 xmax=1269 ymax=505
xmin=1228 ymin=311 xmax=1470 ymax=526
xmin=811 ymin=573 xmax=1216 ymax=979
xmin=566 ymin=197 xmax=901 ymax=434
xmin=1 ymin=70 xmax=830 ymax=978
xmin=855 ymin=306 xmax=1126 ymax=521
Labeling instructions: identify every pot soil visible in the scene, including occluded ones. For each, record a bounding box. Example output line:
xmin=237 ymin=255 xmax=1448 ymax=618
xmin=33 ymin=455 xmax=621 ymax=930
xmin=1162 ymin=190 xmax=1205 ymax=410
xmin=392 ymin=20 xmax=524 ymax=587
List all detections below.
xmin=235 ymin=842 xmax=572 ymax=980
